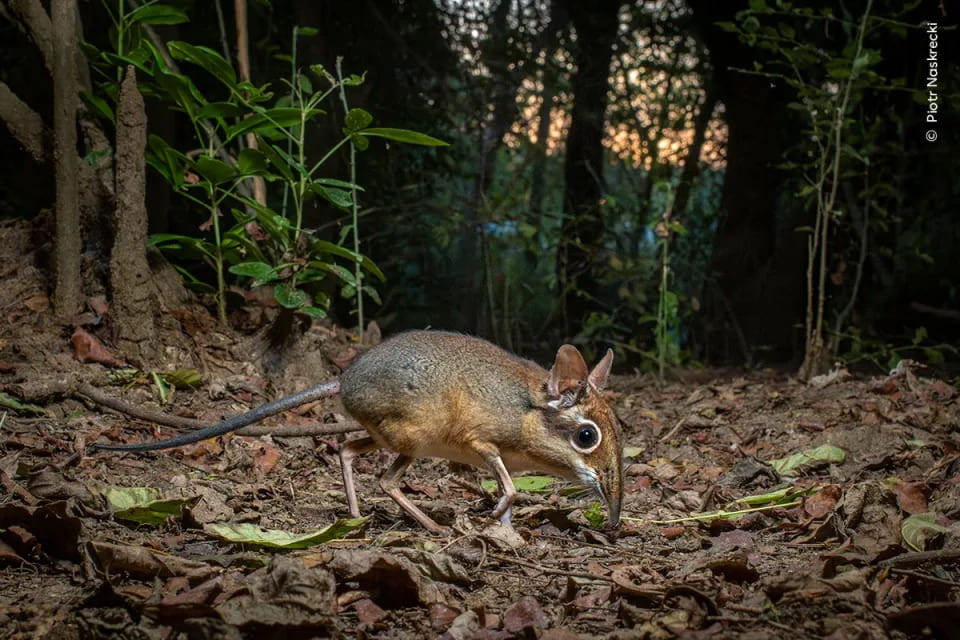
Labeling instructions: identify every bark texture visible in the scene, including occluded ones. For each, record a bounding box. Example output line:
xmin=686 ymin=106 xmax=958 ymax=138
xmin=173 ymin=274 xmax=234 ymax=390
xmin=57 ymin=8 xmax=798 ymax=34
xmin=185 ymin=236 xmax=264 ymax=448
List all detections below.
xmin=556 ymin=0 xmax=621 ymax=334
xmin=52 ymin=0 xmax=81 ymax=321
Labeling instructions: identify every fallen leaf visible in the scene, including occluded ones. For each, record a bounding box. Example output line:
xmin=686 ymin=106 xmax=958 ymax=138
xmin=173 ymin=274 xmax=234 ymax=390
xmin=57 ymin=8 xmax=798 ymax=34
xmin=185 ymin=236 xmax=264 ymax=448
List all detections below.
xmin=804 ymin=485 xmax=842 ymax=519
xmin=429 ymin=603 xmax=461 ymax=631
xmin=442 ymin=610 xmax=481 ymax=640
xmin=71 ymin=326 xmax=124 ymax=366
xmin=214 ymin=557 xmax=337 ymax=629
xmin=888 ymin=480 xmax=929 ymax=514
xmin=87 ymin=541 xmax=215 ymax=583
xmin=327 ymin=549 xmax=443 ymax=606
xmin=624 ymin=446 xmax=645 ymax=459
xmin=352 ymin=598 xmax=387 ymax=624
xmin=252 ymin=441 xmax=282 ymax=475
xmin=203 ymin=517 xmax=368 ymax=549
xmin=768 ymin=444 xmax=845 ymax=476
xmin=902 ymin=513 xmax=949 ymax=551
xmin=23 ymin=294 xmax=50 ymax=312
xmin=481 ymin=475 xmax=555 ymax=494
xmin=0 ymin=501 xmax=83 ymax=560
xmin=104 ymin=486 xmax=193 ymax=526
xmin=0 ymin=392 xmax=45 ymax=416
xmin=502 ymin=595 xmax=549 ymax=634
xmin=661 ymin=526 xmax=685 ymax=539
xmin=88 ymin=295 xmax=109 ymax=316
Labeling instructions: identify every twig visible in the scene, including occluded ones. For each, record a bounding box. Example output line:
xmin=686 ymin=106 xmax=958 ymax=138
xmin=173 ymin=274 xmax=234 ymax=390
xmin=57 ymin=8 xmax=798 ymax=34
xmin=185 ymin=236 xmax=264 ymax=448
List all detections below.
xmin=659 ymin=416 xmax=688 ymax=443
xmin=889 ymin=568 xmax=960 ymax=588
xmin=878 ymin=550 xmax=960 ymax=568
xmin=485 ymin=551 xmax=613 ymax=583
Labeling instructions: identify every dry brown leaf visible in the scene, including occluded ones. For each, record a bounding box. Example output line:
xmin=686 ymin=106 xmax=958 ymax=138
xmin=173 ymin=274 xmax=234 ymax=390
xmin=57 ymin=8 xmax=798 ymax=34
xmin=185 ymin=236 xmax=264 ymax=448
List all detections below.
xmin=70 ymin=326 xmax=124 ymax=366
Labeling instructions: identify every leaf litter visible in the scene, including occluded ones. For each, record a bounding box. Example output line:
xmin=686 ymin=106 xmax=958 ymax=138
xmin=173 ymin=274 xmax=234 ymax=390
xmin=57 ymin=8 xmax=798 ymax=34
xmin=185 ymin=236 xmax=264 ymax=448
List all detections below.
xmin=0 ymin=232 xmax=958 ymax=637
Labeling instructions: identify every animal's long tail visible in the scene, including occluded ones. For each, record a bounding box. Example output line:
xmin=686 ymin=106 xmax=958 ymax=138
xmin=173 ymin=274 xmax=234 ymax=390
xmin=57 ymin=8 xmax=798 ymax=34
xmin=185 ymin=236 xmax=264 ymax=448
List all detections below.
xmin=93 ymin=380 xmax=341 ymax=452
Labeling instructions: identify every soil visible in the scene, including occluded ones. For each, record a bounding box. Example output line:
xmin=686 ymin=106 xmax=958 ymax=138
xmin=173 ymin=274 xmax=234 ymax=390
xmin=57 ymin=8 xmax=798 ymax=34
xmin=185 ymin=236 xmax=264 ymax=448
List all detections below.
xmin=1 ymin=218 xmax=959 ymax=639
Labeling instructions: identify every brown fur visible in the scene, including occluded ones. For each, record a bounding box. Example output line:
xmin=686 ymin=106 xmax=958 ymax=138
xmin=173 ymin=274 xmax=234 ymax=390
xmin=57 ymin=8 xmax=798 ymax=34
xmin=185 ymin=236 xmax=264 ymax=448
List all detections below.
xmin=340 ymin=331 xmax=623 ymax=530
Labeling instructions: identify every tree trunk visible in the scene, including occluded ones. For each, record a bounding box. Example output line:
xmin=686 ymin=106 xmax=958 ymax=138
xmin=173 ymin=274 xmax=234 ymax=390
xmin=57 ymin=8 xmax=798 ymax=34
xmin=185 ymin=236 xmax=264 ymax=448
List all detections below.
xmin=673 ymin=81 xmax=717 ymax=220
xmin=556 ymin=0 xmax=621 ymax=334
xmin=689 ymin=0 xmax=804 ymax=363
xmin=51 ymin=0 xmax=81 ymax=321
xmin=529 ymin=2 xmax=568 ymax=222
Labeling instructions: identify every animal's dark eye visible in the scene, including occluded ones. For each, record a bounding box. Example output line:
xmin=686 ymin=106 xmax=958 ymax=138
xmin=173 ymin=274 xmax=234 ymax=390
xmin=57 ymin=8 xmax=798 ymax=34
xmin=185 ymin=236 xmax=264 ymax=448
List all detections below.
xmin=571 ymin=421 xmax=601 ymax=452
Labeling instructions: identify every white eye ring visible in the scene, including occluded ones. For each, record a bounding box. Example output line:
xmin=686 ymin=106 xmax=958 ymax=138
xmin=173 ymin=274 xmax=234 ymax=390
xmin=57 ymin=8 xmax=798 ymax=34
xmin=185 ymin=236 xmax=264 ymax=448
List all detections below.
xmin=570 ymin=419 xmax=602 ymax=454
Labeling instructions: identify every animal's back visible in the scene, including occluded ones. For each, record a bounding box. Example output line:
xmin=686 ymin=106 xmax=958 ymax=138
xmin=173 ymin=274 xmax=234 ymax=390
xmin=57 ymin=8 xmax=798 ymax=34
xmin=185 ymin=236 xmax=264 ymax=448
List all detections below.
xmin=340 ymin=331 xmax=546 ymax=457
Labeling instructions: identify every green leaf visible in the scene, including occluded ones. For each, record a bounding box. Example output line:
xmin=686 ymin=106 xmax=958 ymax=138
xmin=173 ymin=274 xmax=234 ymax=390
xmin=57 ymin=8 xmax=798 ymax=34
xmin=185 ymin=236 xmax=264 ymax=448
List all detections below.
xmin=193 ymin=155 xmax=236 ymax=185
xmin=344 ymin=108 xmax=373 ymax=132
xmin=230 ymin=261 xmax=274 ymax=279
xmin=768 ymin=444 xmax=845 ymax=475
xmin=0 ymin=391 xmax=46 ymax=416
xmin=481 ymin=475 xmax=555 ymax=494
xmin=255 ymin=140 xmax=294 ymax=182
xmin=151 ymin=371 xmax=171 ymax=404
xmin=902 ymin=513 xmax=950 ymax=551
xmin=196 ymin=101 xmax=246 ymax=121
xmin=154 ymin=68 xmax=203 ymax=120
xmin=308 ymin=262 xmax=357 ymax=286
xmin=748 ymin=0 xmax=768 ymax=10
xmin=360 ymin=128 xmax=448 ymax=146
xmin=296 ymin=26 xmax=319 ymax=37
xmin=163 ymin=369 xmax=204 ymax=389
xmin=226 ymin=107 xmax=324 ymax=141
xmin=168 ymin=41 xmax=237 ymax=89
xmin=203 ymin=518 xmax=369 ymax=549
xmin=342 ymin=73 xmax=366 ymax=87
xmin=362 ymin=285 xmax=382 ymax=305
xmin=312 ymin=178 xmax=365 ymax=191
xmin=106 ymin=487 xmax=191 ymax=526
xmin=301 ymin=305 xmax=327 ymax=318
xmin=147 ymin=135 xmax=188 ymax=187
xmin=237 ymin=148 xmax=268 ymax=175
xmin=735 ymin=487 xmax=815 ymax=506
xmin=149 ymin=233 xmax=213 ymax=254
xmin=80 ymin=91 xmax=115 ymax=123
xmin=275 ymin=283 xmax=309 ymax=309
xmin=312 ymin=184 xmax=353 ymax=210
xmin=584 ymin=502 xmax=606 ymax=527
xmin=349 ymin=133 xmax=369 ymax=151
xmin=128 ymin=4 xmax=189 ymax=25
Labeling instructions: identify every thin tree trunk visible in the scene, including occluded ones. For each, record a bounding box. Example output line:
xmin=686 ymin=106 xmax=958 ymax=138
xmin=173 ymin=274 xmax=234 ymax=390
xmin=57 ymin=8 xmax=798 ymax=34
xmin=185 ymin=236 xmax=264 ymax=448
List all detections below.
xmin=52 ymin=0 xmax=81 ymax=321
xmin=556 ymin=0 xmax=621 ymax=334
xmin=234 ymin=0 xmax=267 ymax=206
xmin=673 ymin=81 xmax=717 ymax=220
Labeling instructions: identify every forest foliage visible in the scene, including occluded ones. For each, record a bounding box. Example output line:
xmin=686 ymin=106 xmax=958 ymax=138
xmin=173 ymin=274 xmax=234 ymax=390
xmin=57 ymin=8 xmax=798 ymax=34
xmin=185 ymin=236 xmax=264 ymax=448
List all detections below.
xmin=0 ymin=0 xmax=956 ymax=375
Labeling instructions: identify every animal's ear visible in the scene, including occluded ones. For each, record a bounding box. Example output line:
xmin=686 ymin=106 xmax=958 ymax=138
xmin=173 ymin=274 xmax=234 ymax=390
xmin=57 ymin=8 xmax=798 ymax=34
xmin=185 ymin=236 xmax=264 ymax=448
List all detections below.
xmin=587 ymin=348 xmax=614 ymax=391
xmin=547 ymin=344 xmax=589 ymax=399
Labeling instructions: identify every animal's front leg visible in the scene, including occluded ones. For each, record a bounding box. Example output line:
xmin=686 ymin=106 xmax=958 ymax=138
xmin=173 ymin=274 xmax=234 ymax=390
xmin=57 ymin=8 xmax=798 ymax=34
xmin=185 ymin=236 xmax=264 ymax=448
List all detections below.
xmin=471 ymin=444 xmax=516 ymax=523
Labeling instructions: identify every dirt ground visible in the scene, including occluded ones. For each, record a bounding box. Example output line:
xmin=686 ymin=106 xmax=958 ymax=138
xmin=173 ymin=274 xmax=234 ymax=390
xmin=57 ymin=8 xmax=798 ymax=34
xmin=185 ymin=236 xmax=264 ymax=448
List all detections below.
xmin=1 ymin=217 xmax=959 ymax=639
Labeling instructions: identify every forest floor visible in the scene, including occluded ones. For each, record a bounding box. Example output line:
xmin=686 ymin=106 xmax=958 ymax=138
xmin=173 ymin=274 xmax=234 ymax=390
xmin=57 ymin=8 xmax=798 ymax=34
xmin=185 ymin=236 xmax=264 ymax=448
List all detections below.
xmin=1 ymin=217 xmax=959 ymax=640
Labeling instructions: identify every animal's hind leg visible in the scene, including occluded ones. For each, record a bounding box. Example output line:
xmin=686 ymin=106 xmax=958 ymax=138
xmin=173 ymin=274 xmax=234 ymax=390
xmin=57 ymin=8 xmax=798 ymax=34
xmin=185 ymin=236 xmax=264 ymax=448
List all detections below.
xmin=380 ymin=455 xmax=451 ymax=536
xmin=339 ymin=436 xmax=381 ymax=518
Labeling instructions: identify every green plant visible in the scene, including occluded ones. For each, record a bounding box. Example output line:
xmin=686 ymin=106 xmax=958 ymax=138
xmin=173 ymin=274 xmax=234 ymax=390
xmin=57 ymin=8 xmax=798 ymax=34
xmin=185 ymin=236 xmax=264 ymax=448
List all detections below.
xmin=652 ymin=199 xmax=685 ymax=385
xmin=719 ymin=0 xmax=919 ymax=378
xmin=83 ymin=2 xmax=446 ymax=326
